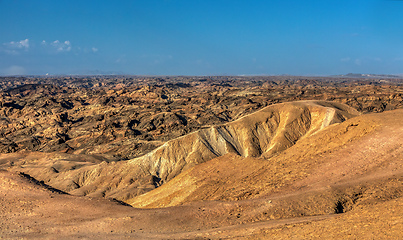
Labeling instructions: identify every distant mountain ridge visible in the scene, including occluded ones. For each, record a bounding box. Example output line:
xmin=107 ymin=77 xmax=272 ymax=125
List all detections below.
xmin=343 ymin=73 xmax=403 ymax=78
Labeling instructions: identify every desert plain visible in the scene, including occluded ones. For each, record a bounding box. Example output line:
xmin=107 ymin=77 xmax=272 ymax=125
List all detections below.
xmin=0 ymin=75 xmax=402 ymax=239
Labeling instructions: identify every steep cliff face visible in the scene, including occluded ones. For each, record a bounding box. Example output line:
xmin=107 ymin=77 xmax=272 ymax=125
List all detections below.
xmin=13 ymin=101 xmax=359 ymax=202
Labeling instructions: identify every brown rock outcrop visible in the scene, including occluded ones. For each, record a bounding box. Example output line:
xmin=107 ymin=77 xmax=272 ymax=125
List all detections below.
xmin=12 ymin=101 xmax=358 ymax=202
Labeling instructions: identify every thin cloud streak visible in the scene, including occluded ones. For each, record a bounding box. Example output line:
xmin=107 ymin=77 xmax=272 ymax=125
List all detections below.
xmin=4 ymin=39 xmax=29 ymax=49
xmin=1 ymin=39 xmax=30 ymax=55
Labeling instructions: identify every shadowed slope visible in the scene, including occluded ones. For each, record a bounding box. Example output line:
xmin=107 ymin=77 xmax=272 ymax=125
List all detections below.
xmin=128 ymin=108 xmax=384 ymax=208
xmin=2 ymin=102 xmax=403 ymax=239
xmin=127 ymin=109 xmax=403 ymax=240
xmin=2 ymin=167 xmax=400 ymax=240
xmin=11 ymin=101 xmax=358 ymax=202
xmin=127 ymin=101 xmax=358 ymax=182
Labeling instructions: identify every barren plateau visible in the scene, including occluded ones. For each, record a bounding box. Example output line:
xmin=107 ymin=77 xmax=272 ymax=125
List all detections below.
xmin=0 ymin=75 xmax=402 ymax=239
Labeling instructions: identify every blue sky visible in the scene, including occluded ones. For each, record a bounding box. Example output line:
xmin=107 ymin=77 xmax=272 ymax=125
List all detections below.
xmin=0 ymin=0 xmax=403 ymax=76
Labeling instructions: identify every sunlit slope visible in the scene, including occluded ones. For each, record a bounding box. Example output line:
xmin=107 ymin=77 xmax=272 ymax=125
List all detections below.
xmin=239 ymin=197 xmax=403 ymax=240
xmin=130 ymin=108 xmax=403 ymax=208
xmin=127 ymin=100 xmax=358 ymax=182
xmin=13 ymin=101 xmax=359 ymax=201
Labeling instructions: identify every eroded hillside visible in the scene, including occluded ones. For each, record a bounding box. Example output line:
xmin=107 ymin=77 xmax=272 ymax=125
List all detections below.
xmin=4 ymin=101 xmax=358 ymax=202
xmin=1 ymin=105 xmax=402 ymax=239
xmin=0 ymin=76 xmax=402 ymax=159
xmin=1 ymin=76 xmax=403 ymax=239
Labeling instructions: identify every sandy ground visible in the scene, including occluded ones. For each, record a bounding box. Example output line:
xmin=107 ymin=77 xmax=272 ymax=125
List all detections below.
xmin=1 ymin=108 xmax=402 ymax=239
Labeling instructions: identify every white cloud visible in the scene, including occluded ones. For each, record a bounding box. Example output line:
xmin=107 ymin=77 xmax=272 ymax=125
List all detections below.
xmin=51 ymin=40 xmax=71 ymax=52
xmin=2 ymin=39 xmax=29 ymax=54
xmin=355 ymin=59 xmax=362 ymax=66
xmin=4 ymin=39 xmax=30 ymax=49
xmin=2 ymin=39 xmax=97 ymax=55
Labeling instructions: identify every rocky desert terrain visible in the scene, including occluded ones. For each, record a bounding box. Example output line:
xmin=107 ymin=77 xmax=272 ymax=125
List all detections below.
xmin=0 ymin=75 xmax=402 ymax=239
